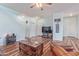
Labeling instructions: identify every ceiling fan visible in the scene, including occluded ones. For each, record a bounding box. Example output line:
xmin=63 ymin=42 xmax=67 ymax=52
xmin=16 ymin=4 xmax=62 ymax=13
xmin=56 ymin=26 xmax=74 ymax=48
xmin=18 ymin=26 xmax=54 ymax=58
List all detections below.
xmin=30 ymin=3 xmax=52 ymax=11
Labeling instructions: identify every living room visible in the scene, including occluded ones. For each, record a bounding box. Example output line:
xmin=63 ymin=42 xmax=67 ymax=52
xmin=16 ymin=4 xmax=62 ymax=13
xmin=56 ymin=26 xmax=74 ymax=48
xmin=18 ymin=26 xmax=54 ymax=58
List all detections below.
xmin=0 ymin=3 xmax=79 ymax=56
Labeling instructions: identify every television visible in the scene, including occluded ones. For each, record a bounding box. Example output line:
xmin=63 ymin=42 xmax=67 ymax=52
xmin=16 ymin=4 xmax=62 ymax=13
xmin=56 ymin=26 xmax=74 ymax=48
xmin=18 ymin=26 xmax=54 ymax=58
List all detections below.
xmin=42 ymin=26 xmax=52 ymax=33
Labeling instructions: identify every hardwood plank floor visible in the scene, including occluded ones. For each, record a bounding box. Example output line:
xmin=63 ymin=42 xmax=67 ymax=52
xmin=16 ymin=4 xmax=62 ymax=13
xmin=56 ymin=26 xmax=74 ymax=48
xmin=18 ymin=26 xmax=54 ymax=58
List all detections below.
xmin=0 ymin=42 xmax=19 ymax=56
xmin=0 ymin=36 xmax=79 ymax=56
xmin=0 ymin=42 xmax=53 ymax=56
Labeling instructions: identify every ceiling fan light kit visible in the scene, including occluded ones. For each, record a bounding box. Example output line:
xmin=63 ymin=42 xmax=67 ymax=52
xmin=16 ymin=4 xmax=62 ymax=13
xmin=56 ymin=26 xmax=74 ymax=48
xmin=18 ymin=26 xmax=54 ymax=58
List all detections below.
xmin=30 ymin=3 xmax=52 ymax=11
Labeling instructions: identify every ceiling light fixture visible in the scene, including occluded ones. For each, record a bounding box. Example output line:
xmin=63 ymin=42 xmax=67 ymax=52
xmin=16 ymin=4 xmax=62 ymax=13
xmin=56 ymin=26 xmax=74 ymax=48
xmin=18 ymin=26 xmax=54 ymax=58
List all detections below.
xmin=30 ymin=3 xmax=52 ymax=11
xmin=69 ymin=13 xmax=73 ymax=16
xmin=35 ymin=3 xmax=43 ymax=10
xmin=36 ymin=3 xmax=42 ymax=8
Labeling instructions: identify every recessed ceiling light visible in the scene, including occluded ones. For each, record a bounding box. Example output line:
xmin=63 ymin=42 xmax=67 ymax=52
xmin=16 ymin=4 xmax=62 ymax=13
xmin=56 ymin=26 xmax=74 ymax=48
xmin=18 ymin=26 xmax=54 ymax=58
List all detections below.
xmin=69 ymin=13 xmax=73 ymax=16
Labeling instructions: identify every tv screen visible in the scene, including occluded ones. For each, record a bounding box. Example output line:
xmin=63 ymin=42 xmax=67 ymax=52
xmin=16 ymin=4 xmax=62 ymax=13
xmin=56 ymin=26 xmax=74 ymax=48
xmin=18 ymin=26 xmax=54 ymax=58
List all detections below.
xmin=42 ymin=26 xmax=52 ymax=33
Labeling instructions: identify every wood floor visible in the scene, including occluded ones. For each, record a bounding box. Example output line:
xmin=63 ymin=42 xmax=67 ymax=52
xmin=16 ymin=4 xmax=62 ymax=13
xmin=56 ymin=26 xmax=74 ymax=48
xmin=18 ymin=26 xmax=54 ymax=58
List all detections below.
xmin=54 ymin=36 xmax=79 ymax=52
xmin=0 ymin=42 xmax=53 ymax=56
xmin=0 ymin=36 xmax=79 ymax=56
xmin=0 ymin=42 xmax=19 ymax=56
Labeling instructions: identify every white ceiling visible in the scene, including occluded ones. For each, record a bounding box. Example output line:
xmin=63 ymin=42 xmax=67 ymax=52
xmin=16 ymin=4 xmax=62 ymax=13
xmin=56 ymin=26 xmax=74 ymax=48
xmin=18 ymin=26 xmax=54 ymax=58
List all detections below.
xmin=0 ymin=3 xmax=79 ymax=17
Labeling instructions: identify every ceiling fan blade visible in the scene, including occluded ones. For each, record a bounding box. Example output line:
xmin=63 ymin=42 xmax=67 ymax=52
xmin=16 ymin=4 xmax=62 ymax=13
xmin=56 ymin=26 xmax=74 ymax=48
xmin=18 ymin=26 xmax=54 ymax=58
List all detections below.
xmin=30 ymin=3 xmax=52 ymax=11
xmin=46 ymin=3 xmax=52 ymax=5
xmin=30 ymin=4 xmax=36 ymax=8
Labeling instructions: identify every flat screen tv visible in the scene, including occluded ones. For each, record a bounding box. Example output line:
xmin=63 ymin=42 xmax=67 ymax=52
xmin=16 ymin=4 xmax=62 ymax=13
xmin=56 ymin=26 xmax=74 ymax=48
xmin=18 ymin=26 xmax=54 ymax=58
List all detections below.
xmin=42 ymin=26 xmax=52 ymax=33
